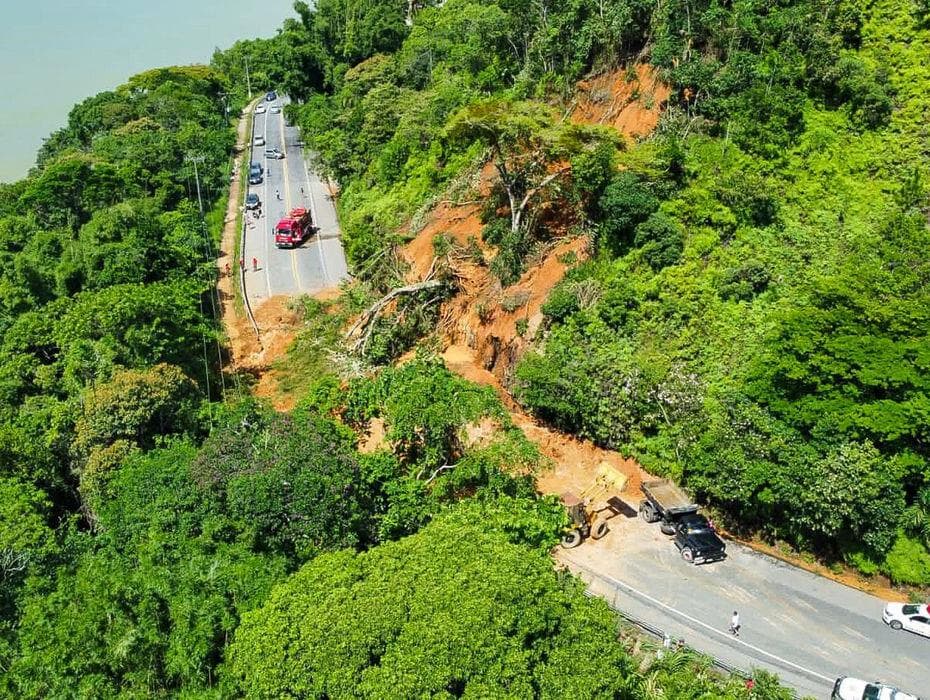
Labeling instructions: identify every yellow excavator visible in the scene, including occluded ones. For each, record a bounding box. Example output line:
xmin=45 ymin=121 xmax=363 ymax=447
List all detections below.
xmin=560 ymin=462 xmax=629 ymax=548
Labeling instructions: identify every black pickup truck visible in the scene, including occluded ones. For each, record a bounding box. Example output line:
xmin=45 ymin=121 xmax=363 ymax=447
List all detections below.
xmin=640 ymin=480 xmax=726 ymax=564
xmin=672 ymin=513 xmax=726 ymax=564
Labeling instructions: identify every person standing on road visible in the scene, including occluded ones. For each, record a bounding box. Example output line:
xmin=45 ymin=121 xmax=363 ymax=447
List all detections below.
xmin=729 ymin=611 xmax=741 ymax=637
xmin=275 ymin=189 xmax=281 ymax=200
xmin=252 ymin=257 xmax=258 ymax=272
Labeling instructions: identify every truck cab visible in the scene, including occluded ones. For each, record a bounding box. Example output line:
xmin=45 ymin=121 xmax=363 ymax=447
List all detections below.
xmin=673 ymin=513 xmax=726 ymax=564
xmin=640 ymin=480 xmax=726 ymax=564
xmin=274 ymin=207 xmax=316 ymax=248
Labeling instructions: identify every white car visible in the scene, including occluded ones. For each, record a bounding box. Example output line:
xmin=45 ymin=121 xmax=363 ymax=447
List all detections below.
xmin=254 ymin=105 xmax=266 ymax=115
xmin=270 ymin=105 xmax=282 ymax=114
xmin=832 ymin=677 xmax=921 ymax=700
xmin=253 ymin=135 xmax=265 ymax=147
xmin=883 ymin=602 xmax=930 ymax=637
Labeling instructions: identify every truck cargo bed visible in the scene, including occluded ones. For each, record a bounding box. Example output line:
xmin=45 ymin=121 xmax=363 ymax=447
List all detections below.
xmin=641 ymin=479 xmax=697 ymax=515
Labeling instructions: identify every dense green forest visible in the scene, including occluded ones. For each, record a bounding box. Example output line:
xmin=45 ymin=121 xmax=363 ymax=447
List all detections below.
xmin=1 ymin=0 xmax=928 ymax=696
xmin=221 ymin=0 xmax=930 ymax=583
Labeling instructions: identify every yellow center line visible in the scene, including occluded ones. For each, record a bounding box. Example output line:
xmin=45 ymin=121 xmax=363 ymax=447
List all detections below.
xmin=278 ymin=108 xmax=301 ymax=290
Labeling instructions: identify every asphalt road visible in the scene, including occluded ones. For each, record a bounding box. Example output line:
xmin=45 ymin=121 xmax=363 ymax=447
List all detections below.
xmin=560 ymin=511 xmax=928 ymax=698
xmin=242 ymin=97 xmax=349 ymax=303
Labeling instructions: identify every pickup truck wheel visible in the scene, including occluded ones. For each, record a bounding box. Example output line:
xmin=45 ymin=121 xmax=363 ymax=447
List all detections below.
xmin=640 ymin=502 xmax=660 ymax=523
xmin=660 ymin=521 xmax=676 ymax=536
xmin=680 ymin=547 xmax=695 ymax=563
xmin=591 ymin=520 xmax=609 ymax=540
xmin=890 ymin=620 xmax=903 ymax=630
xmin=561 ymin=529 xmax=583 ymax=549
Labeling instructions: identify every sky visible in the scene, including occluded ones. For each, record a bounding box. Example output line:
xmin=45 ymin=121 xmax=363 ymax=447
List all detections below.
xmin=0 ymin=0 xmax=295 ymax=183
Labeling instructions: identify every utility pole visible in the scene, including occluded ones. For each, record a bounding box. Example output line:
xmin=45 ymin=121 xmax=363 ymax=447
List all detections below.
xmin=219 ymin=92 xmax=230 ymax=126
xmin=185 ymin=154 xmax=206 ymax=216
xmin=244 ymin=55 xmax=253 ymax=100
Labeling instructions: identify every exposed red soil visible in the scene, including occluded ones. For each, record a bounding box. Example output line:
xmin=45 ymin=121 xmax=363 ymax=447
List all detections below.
xmin=358 ymin=417 xmax=388 ymax=454
xmin=397 ymin=66 xmax=674 ymax=500
xmin=216 ymin=69 xmax=911 ymax=603
xmin=441 ymin=345 xmax=644 ymax=502
xmin=572 ymin=64 xmax=670 ymax=138
xmin=403 ymin=65 xmax=670 ymax=390
xmin=216 ymin=102 xmax=256 ymax=367
xmin=404 ymin=67 xmax=915 ymax=601
xmin=248 ymin=296 xmax=303 ymax=411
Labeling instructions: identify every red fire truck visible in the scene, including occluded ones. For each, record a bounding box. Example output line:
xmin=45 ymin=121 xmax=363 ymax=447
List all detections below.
xmin=274 ymin=208 xmax=316 ymax=248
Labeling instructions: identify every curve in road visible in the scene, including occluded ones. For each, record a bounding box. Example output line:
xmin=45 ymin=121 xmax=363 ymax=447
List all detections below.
xmin=561 ymin=512 xmax=929 ymax=698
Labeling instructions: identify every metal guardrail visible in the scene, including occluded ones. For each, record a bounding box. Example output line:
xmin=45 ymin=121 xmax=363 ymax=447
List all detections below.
xmin=582 ymin=588 xmax=753 ymax=679
xmin=240 ymin=103 xmax=262 ymax=347
xmin=574 ymin=562 xmax=802 ymax=698
xmin=239 ymin=218 xmax=261 ymax=345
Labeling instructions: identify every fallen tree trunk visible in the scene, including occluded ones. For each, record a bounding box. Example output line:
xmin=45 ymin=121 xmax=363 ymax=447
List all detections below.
xmin=346 ymin=279 xmax=445 ymax=353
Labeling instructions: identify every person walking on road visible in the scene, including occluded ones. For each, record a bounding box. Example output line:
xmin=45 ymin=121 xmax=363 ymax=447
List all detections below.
xmin=252 ymin=257 xmax=258 ymax=272
xmin=729 ymin=611 xmax=741 ymax=637
xmin=275 ymin=188 xmax=281 ymax=200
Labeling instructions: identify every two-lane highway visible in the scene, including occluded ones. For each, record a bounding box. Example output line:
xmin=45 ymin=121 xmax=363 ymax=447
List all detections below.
xmin=562 ymin=512 xmax=929 ymax=697
xmin=242 ymin=96 xmax=349 ymax=303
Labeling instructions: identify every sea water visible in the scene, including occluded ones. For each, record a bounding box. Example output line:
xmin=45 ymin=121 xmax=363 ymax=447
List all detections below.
xmin=0 ymin=0 xmax=294 ymax=183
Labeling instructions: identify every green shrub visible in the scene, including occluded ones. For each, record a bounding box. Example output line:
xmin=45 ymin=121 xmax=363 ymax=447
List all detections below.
xmin=881 ymin=533 xmax=930 ymax=586
xmin=541 ymin=284 xmax=579 ymax=323
xmin=501 ymin=290 xmax=530 ymax=313
xmin=845 ymin=548 xmax=881 ymax=577
xmin=633 ymin=211 xmax=683 ymax=270
xmin=596 ymin=172 xmax=658 ymax=256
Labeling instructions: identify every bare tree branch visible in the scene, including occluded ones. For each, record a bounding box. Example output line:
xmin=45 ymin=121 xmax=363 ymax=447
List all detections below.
xmin=424 ymin=463 xmax=458 ymax=485
xmin=346 ymin=279 xmax=445 ymax=353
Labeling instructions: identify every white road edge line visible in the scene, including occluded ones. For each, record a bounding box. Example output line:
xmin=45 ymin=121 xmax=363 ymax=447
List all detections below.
xmin=278 ymin=104 xmax=302 ymax=292
xmin=302 ymin=152 xmax=329 ymax=288
xmin=567 ymin=557 xmax=834 ymax=683
xmin=260 ymin=111 xmax=272 ymax=298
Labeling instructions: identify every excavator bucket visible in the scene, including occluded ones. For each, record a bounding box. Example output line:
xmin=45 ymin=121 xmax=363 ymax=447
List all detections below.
xmin=579 ymin=462 xmax=629 ymax=503
xmin=594 ymin=462 xmax=628 ymax=492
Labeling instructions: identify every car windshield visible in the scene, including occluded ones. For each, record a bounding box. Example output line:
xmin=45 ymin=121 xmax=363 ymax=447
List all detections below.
xmin=863 ymin=685 xmax=882 ymax=700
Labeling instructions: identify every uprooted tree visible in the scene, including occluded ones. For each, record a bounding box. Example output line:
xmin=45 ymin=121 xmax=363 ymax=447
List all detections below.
xmin=445 ymin=99 xmax=620 ymax=236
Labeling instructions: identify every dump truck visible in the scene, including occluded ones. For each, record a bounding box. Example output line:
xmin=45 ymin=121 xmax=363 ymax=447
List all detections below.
xmin=640 ymin=480 xmax=726 ymax=564
xmin=560 ymin=462 xmax=628 ymax=548
xmin=274 ymin=207 xmax=316 ymax=248
xmin=639 ymin=480 xmax=698 ymax=533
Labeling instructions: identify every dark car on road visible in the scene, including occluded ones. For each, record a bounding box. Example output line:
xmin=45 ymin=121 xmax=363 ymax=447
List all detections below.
xmin=246 ymin=193 xmax=261 ymax=210
xmin=673 ymin=513 xmax=726 ymax=564
xmin=265 ymin=90 xmax=277 ymax=102
xmin=248 ymin=162 xmax=263 ymax=185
